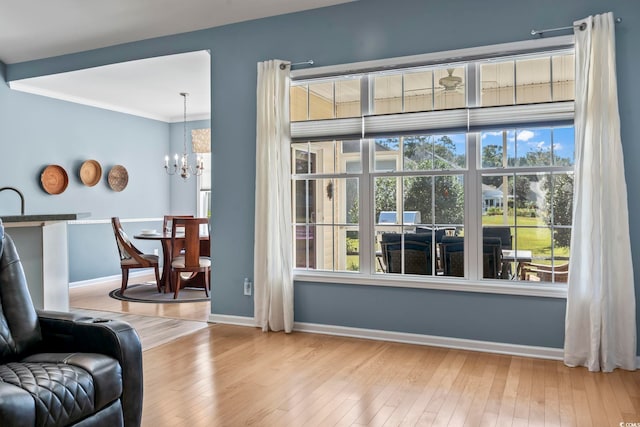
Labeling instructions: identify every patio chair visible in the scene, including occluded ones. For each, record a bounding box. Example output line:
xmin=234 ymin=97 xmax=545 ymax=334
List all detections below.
xmin=440 ymin=236 xmax=504 ymax=279
xmin=520 ymin=262 xmax=569 ymax=283
xmin=380 ymin=232 xmax=433 ymax=275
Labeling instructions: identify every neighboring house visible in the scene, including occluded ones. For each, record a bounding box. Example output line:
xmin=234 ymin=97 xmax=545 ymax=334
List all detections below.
xmin=482 ymin=184 xmax=505 ymax=213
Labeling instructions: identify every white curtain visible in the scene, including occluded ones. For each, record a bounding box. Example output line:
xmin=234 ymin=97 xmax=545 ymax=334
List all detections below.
xmin=254 ymin=60 xmax=294 ymax=332
xmin=564 ymin=12 xmax=637 ymax=372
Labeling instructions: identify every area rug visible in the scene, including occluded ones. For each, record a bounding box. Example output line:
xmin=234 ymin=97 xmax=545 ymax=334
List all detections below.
xmin=109 ymin=283 xmax=210 ymax=303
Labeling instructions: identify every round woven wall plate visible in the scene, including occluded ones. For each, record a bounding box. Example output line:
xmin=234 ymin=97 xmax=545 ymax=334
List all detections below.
xmin=80 ymin=159 xmax=102 ymax=187
xmin=41 ymin=165 xmax=69 ymax=195
xmin=108 ymin=165 xmax=128 ymax=192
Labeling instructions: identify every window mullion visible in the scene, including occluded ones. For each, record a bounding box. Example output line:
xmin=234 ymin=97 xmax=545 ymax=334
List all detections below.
xmin=467 ymin=132 xmax=481 ymax=280
xmin=360 ymin=78 xmax=373 ymax=274
xmin=360 ymin=139 xmax=373 ymax=274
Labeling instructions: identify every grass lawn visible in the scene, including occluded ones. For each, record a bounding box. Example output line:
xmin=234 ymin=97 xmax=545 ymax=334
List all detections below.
xmin=482 ymin=214 xmax=570 ymax=261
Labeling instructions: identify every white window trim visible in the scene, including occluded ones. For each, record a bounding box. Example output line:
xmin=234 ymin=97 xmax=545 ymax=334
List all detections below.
xmin=291 ymin=36 xmax=575 ymax=299
xmin=293 ymin=270 xmax=568 ymax=299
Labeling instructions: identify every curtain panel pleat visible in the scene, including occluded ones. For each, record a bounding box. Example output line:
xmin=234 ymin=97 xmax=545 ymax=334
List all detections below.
xmin=563 ymin=12 xmax=637 ymax=372
xmin=254 ymin=60 xmax=294 ymax=333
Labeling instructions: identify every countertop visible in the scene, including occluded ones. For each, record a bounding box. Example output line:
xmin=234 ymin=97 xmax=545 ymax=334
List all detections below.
xmin=0 ymin=213 xmax=90 ymax=223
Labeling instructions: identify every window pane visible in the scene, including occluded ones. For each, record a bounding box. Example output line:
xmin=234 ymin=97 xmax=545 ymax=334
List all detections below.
xmin=293 ymin=141 xmax=361 ymax=175
xmin=549 ymin=173 xmax=573 ymax=227
xmin=312 ymin=225 xmax=337 ymax=271
xmin=320 ymin=178 xmax=359 ymax=225
xmin=481 ymin=174 xmax=512 ymax=221
xmin=480 ymin=130 xmax=516 ymax=168
xmin=294 ymin=178 xmax=359 ymax=273
xmin=314 ymin=224 xmax=358 ymax=272
xmin=553 ymin=127 xmax=575 ymax=166
xmin=404 ymin=70 xmax=433 ymax=112
xmin=290 ymin=85 xmax=308 ymax=121
xmin=552 ymin=54 xmax=575 ymax=101
xmin=434 ymin=67 xmax=465 ymax=109
xmin=341 ymin=141 xmax=362 ymax=173
xmin=404 ymin=134 xmax=466 ymax=171
xmin=294 ymin=178 xmax=358 ymax=225
xmin=403 ymin=176 xmax=433 ymax=226
xmin=292 ymin=143 xmax=315 ymax=174
xmin=374 ymin=137 xmax=401 ymax=172
xmin=516 ymin=128 xmax=552 ymax=166
xmin=336 ymin=79 xmax=361 ymax=118
xmin=482 ymin=171 xmax=572 ymax=282
xmin=374 ymin=74 xmax=403 ymax=114
xmin=294 ymin=225 xmax=315 ymax=269
xmin=293 ymin=179 xmax=314 ymax=223
xmin=379 ymin=230 xmax=435 ymax=276
xmin=434 ymin=175 xmax=464 ymax=229
xmin=374 ymin=176 xmax=399 ymax=226
xmin=480 ymin=61 xmax=514 ymax=106
xmin=516 ymin=58 xmax=551 ymax=104
xmin=482 ymin=128 xmax=574 ymax=169
xmin=309 ymin=82 xmax=334 ymax=120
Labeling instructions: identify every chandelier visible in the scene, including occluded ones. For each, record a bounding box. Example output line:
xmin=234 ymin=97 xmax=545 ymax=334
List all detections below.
xmin=164 ymin=92 xmax=204 ymax=180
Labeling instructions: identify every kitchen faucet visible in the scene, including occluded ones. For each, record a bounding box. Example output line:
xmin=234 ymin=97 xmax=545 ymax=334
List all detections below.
xmin=0 ymin=187 xmax=25 ymax=215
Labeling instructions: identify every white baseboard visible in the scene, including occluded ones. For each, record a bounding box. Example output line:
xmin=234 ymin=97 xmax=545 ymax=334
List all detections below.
xmin=208 ymin=315 xmax=564 ymax=361
xmin=209 ymin=314 xmax=257 ymax=327
xmin=294 ymin=322 xmax=564 ymax=360
xmin=69 ymin=270 xmax=155 ymax=288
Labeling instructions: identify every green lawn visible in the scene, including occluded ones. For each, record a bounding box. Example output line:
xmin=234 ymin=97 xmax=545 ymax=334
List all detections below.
xmin=482 ymin=215 xmax=570 ymax=261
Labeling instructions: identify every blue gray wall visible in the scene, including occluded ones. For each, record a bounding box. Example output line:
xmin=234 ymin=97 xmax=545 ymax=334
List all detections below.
xmin=3 ymin=0 xmax=639 ymax=352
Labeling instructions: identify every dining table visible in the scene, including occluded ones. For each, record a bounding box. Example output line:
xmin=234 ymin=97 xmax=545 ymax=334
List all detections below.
xmin=134 ymin=230 xmax=210 ymax=292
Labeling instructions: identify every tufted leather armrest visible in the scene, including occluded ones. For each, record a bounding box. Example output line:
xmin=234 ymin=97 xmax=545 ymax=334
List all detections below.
xmin=35 ymin=310 xmax=143 ymax=427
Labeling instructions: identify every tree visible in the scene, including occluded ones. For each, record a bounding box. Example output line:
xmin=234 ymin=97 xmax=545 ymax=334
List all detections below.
xmin=374 ymin=176 xmax=396 ymax=221
xmin=403 ymin=174 xmax=464 ymax=225
xmin=373 ymin=135 xmax=464 ymax=226
xmin=543 ymin=173 xmax=573 ymax=247
xmin=403 ymin=135 xmax=464 ymax=225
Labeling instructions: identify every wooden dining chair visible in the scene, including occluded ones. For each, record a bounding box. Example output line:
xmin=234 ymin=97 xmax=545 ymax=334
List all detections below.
xmin=162 ymin=215 xmax=194 ymax=234
xmin=111 ymin=217 xmax=161 ymax=293
xmin=170 ymin=217 xmax=210 ymax=299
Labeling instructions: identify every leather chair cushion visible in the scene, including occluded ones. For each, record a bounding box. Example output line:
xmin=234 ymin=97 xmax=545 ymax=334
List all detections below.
xmin=0 ymin=353 xmax=122 ymax=427
xmin=171 ymin=256 xmax=211 ymax=268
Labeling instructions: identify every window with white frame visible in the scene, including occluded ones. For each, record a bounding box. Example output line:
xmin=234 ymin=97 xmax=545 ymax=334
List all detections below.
xmin=290 ymin=38 xmax=575 ymax=286
xmin=197 ymin=152 xmax=211 ymax=218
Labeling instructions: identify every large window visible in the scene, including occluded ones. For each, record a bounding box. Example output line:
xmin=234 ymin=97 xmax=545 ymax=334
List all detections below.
xmin=291 ymin=40 xmax=575 ymax=288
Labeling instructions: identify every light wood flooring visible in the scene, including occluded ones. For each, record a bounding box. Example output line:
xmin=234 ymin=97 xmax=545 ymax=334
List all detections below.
xmin=70 ymin=278 xmax=640 ymax=427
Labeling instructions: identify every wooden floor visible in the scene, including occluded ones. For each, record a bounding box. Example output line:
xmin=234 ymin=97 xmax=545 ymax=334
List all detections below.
xmin=70 ymin=279 xmax=640 ymax=427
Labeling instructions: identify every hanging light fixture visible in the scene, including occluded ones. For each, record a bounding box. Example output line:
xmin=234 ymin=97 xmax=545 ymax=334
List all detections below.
xmin=164 ymin=92 xmax=204 ymax=180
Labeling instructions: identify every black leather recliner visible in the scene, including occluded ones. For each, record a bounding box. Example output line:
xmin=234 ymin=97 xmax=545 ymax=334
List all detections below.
xmin=0 ymin=219 xmax=143 ymax=427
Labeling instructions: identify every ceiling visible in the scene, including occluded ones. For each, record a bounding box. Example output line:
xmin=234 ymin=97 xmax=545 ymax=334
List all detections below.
xmin=2 ymin=0 xmax=355 ymax=123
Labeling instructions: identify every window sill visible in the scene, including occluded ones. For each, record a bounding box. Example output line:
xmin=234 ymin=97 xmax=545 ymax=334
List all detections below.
xmin=293 ymin=271 xmax=567 ymax=299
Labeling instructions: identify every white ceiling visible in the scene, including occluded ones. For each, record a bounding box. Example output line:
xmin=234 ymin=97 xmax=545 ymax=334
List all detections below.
xmin=2 ymin=0 xmax=355 ymax=123
xmin=10 ymin=51 xmax=212 ymax=123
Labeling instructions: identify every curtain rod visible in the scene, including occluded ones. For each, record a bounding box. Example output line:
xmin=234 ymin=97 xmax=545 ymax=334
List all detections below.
xmin=531 ymin=17 xmax=621 ymax=36
xmin=280 ymin=60 xmax=314 ymax=70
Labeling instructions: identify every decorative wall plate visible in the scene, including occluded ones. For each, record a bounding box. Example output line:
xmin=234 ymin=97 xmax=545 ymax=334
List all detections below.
xmin=108 ymin=165 xmax=128 ymax=192
xmin=41 ymin=165 xmax=69 ymax=195
xmin=80 ymin=159 xmax=102 ymax=187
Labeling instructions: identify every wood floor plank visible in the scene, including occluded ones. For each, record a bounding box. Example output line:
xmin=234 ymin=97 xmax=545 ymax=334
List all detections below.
xmin=69 ymin=280 xmax=640 ymax=427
